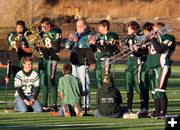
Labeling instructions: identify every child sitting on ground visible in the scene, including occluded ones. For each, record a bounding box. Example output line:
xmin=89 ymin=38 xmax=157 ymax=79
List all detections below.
xmin=94 ymin=75 xmax=138 ymax=119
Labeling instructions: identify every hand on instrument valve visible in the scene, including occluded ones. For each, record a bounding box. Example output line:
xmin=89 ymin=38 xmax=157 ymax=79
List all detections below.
xmin=88 ymin=35 xmax=97 ymax=45
xmin=131 ymin=44 xmax=139 ymax=52
xmin=10 ymin=41 xmax=19 ymax=52
xmin=69 ymin=34 xmax=78 ymax=42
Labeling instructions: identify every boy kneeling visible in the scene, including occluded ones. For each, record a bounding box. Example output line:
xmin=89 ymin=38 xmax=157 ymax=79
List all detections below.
xmin=57 ymin=64 xmax=84 ymax=117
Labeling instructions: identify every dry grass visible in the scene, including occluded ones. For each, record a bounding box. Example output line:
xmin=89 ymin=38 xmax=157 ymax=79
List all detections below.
xmin=0 ymin=0 xmax=180 ymax=27
xmin=53 ymin=0 xmax=180 ymax=19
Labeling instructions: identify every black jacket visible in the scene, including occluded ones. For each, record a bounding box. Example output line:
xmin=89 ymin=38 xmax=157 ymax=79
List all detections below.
xmin=96 ymin=83 xmax=122 ymax=116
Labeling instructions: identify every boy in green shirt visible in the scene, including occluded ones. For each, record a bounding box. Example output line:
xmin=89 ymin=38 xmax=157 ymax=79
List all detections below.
xmin=57 ymin=64 xmax=84 ymax=117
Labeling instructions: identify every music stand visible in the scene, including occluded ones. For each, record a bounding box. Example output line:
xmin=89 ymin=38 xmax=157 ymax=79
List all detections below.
xmin=41 ymin=48 xmax=61 ymax=61
xmin=0 ymin=50 xmax=19 ymax=112
xmin=0 ymin=50 xmax=19 ymax=66
xmin=74 ymin=48 xmax=96 ymax=115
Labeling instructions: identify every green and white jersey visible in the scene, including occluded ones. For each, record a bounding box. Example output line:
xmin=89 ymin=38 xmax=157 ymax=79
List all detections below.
xmin=147 ymin=34 xmax=176 ymax=68
xmin=43 ymin=27 xmax=62 ymax=53
xmin=14 ymin=70 xmax=40 ymax=96
xmin=126 ymin=36 xmax=141 ymax=66
xmin=147 ymin=44 xmax=161 ymax=68
xmin=160 ymin=34 xmax=176 ymax=66
xmin=96 ymin=32 xmax=119 ymax=59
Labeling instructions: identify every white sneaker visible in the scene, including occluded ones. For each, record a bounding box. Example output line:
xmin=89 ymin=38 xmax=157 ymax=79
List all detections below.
xmin=123 ymin=113 xmax=138 ymax=119
xmin=123 ymin=113 xmax=130 ymax=119
xmin=130 ymin=113 xmax=139 ymax=119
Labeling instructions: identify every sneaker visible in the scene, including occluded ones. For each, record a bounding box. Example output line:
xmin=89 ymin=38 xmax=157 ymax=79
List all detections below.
xmin=50 ymin=104 xmax=58 ymax=112
xmin=154 ymin=113 xmax=165 ymax=119
xmin=148 ymin=111 xmax=159 ymax=119
xmin=130 ymin=113 xmax=139 ymax=119
xmin=74 ymin=105 xmax=83 ymax=117
xmin=123 ymin=113 xmax=130 ymax=119
xmin=137 ymin=108 xmax=148 ymax=117
xmin=123 ymin=113 xmax=138 ymax=119
xmin=43 ymin=105 xmax=50 ymax=112
xmin=63 ymin=104 xmax=71 ymax=117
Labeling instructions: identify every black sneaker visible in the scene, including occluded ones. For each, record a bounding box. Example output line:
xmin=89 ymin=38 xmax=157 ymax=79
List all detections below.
xmin=154 ymin=113 xmax=165 ymax=119
xmin=42 ymin=105 xmax=50 ymax=112
xmin=148 ymin=111 xmax=159 ymax=119
xmin=136 ymin=108 xmax=149 ymax=117
xmin=50 ymin=104 xmax=58 ymax=112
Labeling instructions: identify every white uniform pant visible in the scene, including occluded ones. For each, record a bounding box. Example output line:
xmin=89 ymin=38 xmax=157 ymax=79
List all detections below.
xmin=72 ymin=64 xmax=90 ymax=108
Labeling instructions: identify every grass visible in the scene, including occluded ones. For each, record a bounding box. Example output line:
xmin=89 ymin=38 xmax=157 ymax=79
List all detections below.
xmin=0 ymin=64 xmax=180 ymax=130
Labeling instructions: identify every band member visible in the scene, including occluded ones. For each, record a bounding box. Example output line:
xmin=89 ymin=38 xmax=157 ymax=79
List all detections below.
xmin=39 ymin=17 xmax=62 ymax=112
xmin=14 ymin=56 xmax=42 ymax=112
xmin=65 ymin=18 xmax=92 ymax=111
xmin=7 ymin=20 xmax=32 ymax=77
xmin=89 ymin=19 xmax=119 ymax=89
xmin=124 ymin=21 xmax=149 ymax=116
xmin=143 ymin=22 xmax=176 ymax=119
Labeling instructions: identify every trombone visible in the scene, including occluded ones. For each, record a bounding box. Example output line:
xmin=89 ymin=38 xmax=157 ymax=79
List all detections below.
xmin=102 ymin=25 xmax=172 ymax=68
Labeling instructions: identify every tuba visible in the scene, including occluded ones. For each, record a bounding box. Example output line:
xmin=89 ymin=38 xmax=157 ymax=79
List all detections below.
xmin=24 ymin=24 xmax=45 ymax=58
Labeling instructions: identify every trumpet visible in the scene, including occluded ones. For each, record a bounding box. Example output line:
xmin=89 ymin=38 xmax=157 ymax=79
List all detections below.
xmin=88 ymin=33 xmax=100 ymax=40
xmin=102 ymin=25 xmax=172 ymax=68
xmin=65 ymin=32 xmax=79 ymax=49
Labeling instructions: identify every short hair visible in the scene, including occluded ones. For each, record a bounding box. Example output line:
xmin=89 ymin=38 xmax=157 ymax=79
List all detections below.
xmin=16 ymin=20 xmax=25 ymax=27
xmin=40 ymin=17 xmax=51 ymax=24
xmin=154 ymin=22 xmax=165 ymax=28
xmin=128 ymin=21 xmax=141 ymax=31
xmin=99 ymin=19 xmax=110 ymax=30
xmin=22 ymin=56 xmax=33 ymax=64
xmin=103 ymin=74 xmax=115 ymax=87
xmin=62 ymin=63 xmax=72 ymax=74
xmin=142 ymin=22 xmax=154 ymax=32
